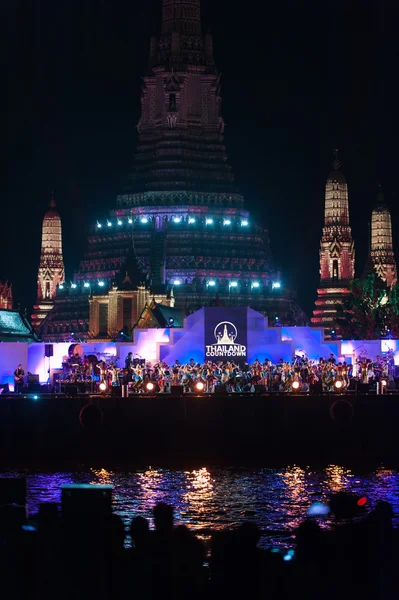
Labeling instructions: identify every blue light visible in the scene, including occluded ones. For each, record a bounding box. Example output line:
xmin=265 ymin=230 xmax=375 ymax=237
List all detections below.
xmin=98 ymin=281 xmax=105 ymax=287
xmin=188 ymin=217 xmax=196 ymax=224
xmin=173 ymin=280 xmax=181 ymax=285
xmin=117 ymin=220 xmax=122 ymax=225
xmin=208 ymin=280 xmax=216 ymax=287
xmin=283 ymin=554 xmax=292 ymax=562
xmin=229 ymin=281 xmax=238 ymax=288
xmin=206 ymin=218 xmax=213 ymax=225
xmin=71 ymin=283 xmax=77 ymax=289
xmin=272 ymin=282 xmax=281 ymax=289
xmin=107 ymin=221 xmax=112 ymax=227
xmin=241 ymin=220 xmax=248 ymax=227
xmin=252 ymin=282 xmax=260 ymax=288
xmin=140 ymin=217 xmax=148 ymax=224
xmin=59 ymin=284 xmax=64 ymax=290
xmin=307 ymin=502 xmax=330 ymax=516
xmin=173 ymin=217 xmax=182 ymax=224
xmin=271 ymin=548 xmax=280 ymax=554
xmin=275 ymin=316 xmax=279 ymax=320
xmin=223 ymin=219 xmax=231 ymax=226
xmin=128 ymin=218 xmax=133 ymax=224
xmin=287 ymin=549 xmax=295 ymax=556
xmin=84 ymin=282 xmax=90 ymax=288
xmin=33 ymin=395 xmax=38 ymax=401
xmin=97 ymin=222 xmax=102 ymax=228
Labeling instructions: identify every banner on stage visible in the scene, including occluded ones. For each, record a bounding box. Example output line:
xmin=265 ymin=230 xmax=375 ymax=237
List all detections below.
xmin=204 ymin=307 xmax=247 ymax=362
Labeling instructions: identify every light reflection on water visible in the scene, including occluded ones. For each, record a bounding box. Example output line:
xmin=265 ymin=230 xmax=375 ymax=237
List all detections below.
xmin=2 ymin=465 xmax=399 ymax=549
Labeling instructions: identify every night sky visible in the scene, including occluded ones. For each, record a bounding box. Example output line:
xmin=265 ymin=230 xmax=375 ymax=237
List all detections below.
xmin=5 ymin=0 xmax=399 ymax=316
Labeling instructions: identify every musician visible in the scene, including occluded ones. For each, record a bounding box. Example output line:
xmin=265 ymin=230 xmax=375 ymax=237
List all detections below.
xmin=14 ymin=364 xmax=25 ymax=393
xmin=125 ymin=352 xmax=133 ymax=370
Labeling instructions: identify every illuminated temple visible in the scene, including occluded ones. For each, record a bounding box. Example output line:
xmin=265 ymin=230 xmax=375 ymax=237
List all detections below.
xmin=39 ymin=0 xmax=304 ymax=342
xmin=364 ymin=188 xmax=397 ymax=288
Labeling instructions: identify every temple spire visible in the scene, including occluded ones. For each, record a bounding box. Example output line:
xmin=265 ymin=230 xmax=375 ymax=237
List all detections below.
xmin=49 ymin=190 xmax=56 ymax=209
xmin=332 ymin=148 xmax=341 ymax=171
xmin=161 ymin=0 xmax=202 ymax=36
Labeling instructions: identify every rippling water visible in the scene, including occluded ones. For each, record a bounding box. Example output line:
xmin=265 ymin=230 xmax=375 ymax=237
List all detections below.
xmin=2 ymin=465 xmax=399 ymax=548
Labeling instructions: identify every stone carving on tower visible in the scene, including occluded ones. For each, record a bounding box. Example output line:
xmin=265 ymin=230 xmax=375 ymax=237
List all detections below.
xmin=366 ymin=188 xmax=397 ymax=288
xmin=312 ymin=153 xmax=355 ymax=331
xmin=0 ymin=282 xmax=12 ymax=309
xmin=31 ymin=198 xmax=65 ymax=331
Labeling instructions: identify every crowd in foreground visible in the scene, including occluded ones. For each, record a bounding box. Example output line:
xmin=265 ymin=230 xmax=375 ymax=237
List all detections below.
xmin=118 ymin=351 xmax=396 ymax=393
xmin=1 ymin=490 xmax=398 ymax=599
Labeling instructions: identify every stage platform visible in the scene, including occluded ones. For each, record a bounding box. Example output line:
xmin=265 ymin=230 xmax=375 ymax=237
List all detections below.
xmin=0 ymin=392 xmax=399 ymax=464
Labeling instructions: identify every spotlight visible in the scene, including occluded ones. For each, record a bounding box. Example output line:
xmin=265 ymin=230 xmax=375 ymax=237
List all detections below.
xmin=188 ymin=217 xmax=196 ymax=224
xmin=97 ymin=222 xmax=102 ymax=228
xmin=229 ymin=281 xmax=238 ymax=288
xmin=140 ymin=217 xmax=148 ymax=224
xmin=196 ymin=381 xmax=205 ymax=392
xmin=33 ymin=395 xmax=39 ymax=401
xmin=59 ymin=284 xmax=64 ymax=290
xmin=98 ymin=281 xmax=105 ymax=287
xmin=107 ymin=221 xmax=112 ymax=227
xmin=71 ymin=283 xmax=77 ymax=289
xmin=84 ymin=282 xmax=90 ymax=288
xmin=207 ymin=280 xmax=216 ymax=287
xmin=241 ymin=220 xmax=248 ymax=227
xmin=292 ymin=381 xmax=301 ymax=391
xmin=146 ymin=382 xmax=155 ymax=392
xmin=128 ymin=218 xmax=133 ymax=224
xmin=173 ymin=217 xmax=182 ymax=223
xmin=251 ymin=282 xmax=260 ymax=288
xmin=272 ymin=282 xmax=281 ymax=289
xmin=99 ymin=382 xmax=107 ymax=392
xmin=206 ymin=218 xmax=213 ymax=225
xmin=223 ymin=219 xmax=231 ymax=226
xmin=173 ymin=280 xmax=181 ymax=285
xmin=334 ymin=380 xmax=343 ymax=390
xmin=117 ymin=220 xmax=122 ymax=225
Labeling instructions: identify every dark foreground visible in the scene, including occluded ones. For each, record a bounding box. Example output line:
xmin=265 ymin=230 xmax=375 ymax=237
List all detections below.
xmin=0 ymin=392 xmax=399 ymax=464
xmin=1 ymin=485 xmax=397 ymax=600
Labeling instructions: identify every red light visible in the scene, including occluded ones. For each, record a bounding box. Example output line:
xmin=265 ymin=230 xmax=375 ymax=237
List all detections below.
xmin=357 ymin=496 xmax=367 ymax=506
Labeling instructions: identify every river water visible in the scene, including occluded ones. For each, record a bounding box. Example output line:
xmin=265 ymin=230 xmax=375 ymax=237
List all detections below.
xmin=2 ymin=465 xmax=399 ymax=548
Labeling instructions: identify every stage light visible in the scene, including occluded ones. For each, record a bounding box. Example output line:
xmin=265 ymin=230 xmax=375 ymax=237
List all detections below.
xmin=357 ymin=496 xmax=367 ymax=507
xmin=84 ymin=282 xmax=90 ymax=288
xmin=334 ymin=380 xmax=343 ymax=390
xmin=107 ymin=221 xmax=112 ymax=227
xmin=196 ymin=381 xmax=205 ymax=392
xmin=229 ymin=281 xmax=238 ymax=288
xmin=99 ymin=382 xmax=107 ymax=392
xmin=140 ymin=217 xmax=148 ymax=224
xmin=169 ymin=318 xmax=175 ymax=325
xmin=241 ymin=220 xmax=248 ymax=227
xmin=97 ymin=222 xmax=102 ymax=228
xmin=117 ymin=220 xmax=122 ymax=225
xmin=223 ymin=219 xmax=231 ymax=226
xmin=128 ymin=218 xmax=133 ymax=224
xmin=173 ymin=280 xmax=181 ymax=285
xmin=146 ymin=382 xmax=155 ymax=391
xmin=33 ymin=395 xmax=39 ymax=401
xmin=188 ymin=217 xmax=195 ymax=224
xmin=206 ymin=218 xmax=213 ymax=225
xmin=251 ymin=282 xmax=260 ymax=288
xmin=283 ymin=554 xmax=293 ymax=562
xmin=98 ymin=281 xmax=105 ymax=287
xmin=307 ymin=502 xmax=330 ymax=516
xmin=71 ymin=283 xmax=77 ymax=289
xmin=292 ymin=381 xmax=300 ymax=391
xmin=207 ymin=280 xmax=216 ymax=287
xmin=173 ymin=217 xmax=182 ymax=223
xmin=272 ymin=282 xmax=281 ymax=289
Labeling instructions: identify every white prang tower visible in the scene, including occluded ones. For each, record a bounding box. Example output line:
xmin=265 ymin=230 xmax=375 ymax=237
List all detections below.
xmin=31 ymin=197 xmax=65 ymax=331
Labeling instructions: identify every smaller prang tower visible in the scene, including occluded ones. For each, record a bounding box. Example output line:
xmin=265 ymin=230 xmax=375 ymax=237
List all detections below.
xmin=31 ymin=197 xmax=65 ymax=331
xmin=312 ymin=152 xmax=355 ymax=332
xmin=367 ymin=188 xmax=397 ymax=288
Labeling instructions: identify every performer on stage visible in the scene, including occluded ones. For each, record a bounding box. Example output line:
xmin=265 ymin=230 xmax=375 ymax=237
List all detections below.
xmin=125 ymin=352 xmax=133 ymax=370
xmin=14 ymin=364 xmax=25 ymax=393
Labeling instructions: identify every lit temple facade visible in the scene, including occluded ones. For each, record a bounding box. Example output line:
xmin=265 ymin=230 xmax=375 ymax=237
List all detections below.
xmin=367 ymin=190 xmax=397 ymax=288
xmin=31 ymin=199 xmax=65 ymax=331
xmin=38 ymin=0 xmax=304 ymax=342
xmin=0 ymin=282 xmax=12 ymax=310
xmin=312 ymin=156 xmax=355 ymax=330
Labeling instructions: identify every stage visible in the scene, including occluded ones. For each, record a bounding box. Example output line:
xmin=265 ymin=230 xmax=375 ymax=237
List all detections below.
xmin=1 ymin=391 xmax=399 ymax=465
